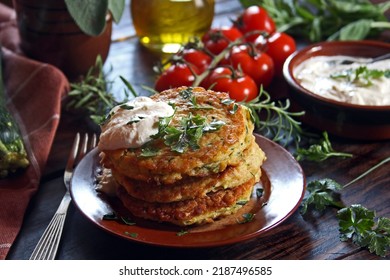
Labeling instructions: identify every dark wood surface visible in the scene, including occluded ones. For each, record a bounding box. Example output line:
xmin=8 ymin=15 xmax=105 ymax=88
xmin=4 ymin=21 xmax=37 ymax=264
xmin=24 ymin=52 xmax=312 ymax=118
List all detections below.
xmin=7 ymin=0 xmax=390 ymax=260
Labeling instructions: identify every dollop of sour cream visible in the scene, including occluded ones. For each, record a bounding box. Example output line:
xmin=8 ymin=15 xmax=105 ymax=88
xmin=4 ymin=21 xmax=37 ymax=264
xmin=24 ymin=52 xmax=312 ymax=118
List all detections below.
xmin=98 ymin=96 xmax=174 ymax=150
xmin=294 ymin=56 xmax=390 ymax=106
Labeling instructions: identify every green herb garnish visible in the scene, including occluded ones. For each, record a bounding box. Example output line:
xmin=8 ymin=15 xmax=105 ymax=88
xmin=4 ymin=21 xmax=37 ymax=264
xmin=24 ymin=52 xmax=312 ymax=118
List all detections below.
xmin=126 ymin=116 xmax=144 ymax=125
xmin=237 ymin=213 xmax=255 ymax=224
xmin=120 ymin=104 xmax=134 ymax=110
xmin=256 ymin=188 xmax=264 ymax=198
xmin=300 ymin=156 xmax=390 ymax=256
xmin=295 ymin=132 xmax=353 ymax=162
xmin=102 ymin=213 xmax=118 ymax=221
xmin=236 ymin=200 xmax=248 ymax=206
xmin=124 ymin=232 xmax=138 ymax=238
xmin=179 ymin=87 xmax=194 ymax=99
xmin=241 ymin=88 xmax=304 ymax=146
xmin=221 ymin=98 xmax=239 ymax=114
xmin=301 ymin=156 xmax=390 ymax=215
xmin=155 ymin=113 xmax=225 ymax=154
xmin=300 ymin=178 xmax=344 ymax=215
xmin=337 ymin=204 xmax=390 ymax=257
xmin=140 ymin=144 xmax=160 ymax=157
xmin=66 ymin=55 xmax=129 ymax=125
xmin=176 ymin=230 xmax=189 ymax=236
xmin=331 ymin=66 xmax=390 ymax=87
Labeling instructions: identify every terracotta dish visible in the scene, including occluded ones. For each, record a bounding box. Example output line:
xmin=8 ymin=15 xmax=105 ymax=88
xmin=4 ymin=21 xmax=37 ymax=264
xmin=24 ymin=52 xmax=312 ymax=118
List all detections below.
xmin=283 ymin=40 xmax=390 ymax=140
xmin=70 ymin=134 xmax=305 ymax=248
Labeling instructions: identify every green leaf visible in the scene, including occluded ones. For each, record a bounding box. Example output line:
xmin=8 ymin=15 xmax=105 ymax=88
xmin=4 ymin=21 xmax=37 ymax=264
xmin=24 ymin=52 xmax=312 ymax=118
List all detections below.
xmin=339 ymin=19 xmax=373 ymax=40
xmin=65 ymin=0 xmax=109 ymax=36
xmin=377 ymin=217 xmax=390 ymax=233
xmin=295 ymin=132 xmax=352 ymax=162
xmin=300 ymin=178 xmax=344 ymax=215
xmin=337 ymin=205 xmax=390 ymax=257
xmin=108 ymin=0 xmax=125 ymax=23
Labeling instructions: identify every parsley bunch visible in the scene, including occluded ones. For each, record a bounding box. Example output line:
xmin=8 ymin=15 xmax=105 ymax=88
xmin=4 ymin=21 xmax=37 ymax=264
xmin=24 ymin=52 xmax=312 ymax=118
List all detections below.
xmin=301 ymin=156 xmax=390 ymax=257
xmin=337 ymin=205 xmax=390 ymax=257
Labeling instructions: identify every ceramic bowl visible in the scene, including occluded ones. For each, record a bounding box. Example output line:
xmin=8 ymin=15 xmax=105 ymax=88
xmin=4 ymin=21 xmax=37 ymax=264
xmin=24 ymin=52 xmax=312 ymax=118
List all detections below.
xmin=283 ymin=40 xmax=390 ymax=140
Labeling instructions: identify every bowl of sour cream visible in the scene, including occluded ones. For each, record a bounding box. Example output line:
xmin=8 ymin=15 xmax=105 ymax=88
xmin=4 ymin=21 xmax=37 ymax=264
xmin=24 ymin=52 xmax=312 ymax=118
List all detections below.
xmin=283 ymin=40 xmax=390 ymax=140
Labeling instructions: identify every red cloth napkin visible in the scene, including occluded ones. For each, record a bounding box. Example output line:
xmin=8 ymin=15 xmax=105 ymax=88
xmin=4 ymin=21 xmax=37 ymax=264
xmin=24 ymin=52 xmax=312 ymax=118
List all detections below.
xmin=0 ymin=3 xmax=69 ymax=259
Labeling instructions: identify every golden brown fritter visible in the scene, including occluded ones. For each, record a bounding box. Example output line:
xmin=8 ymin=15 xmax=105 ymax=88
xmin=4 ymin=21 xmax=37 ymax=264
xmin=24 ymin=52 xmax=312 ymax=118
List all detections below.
xmin=100 ymin=87 xmax=254 ymax=185
xmin=116 ymin=176 xmax=256 ymax=226
xmin=112 ymin=139 xmax=265 ymax=203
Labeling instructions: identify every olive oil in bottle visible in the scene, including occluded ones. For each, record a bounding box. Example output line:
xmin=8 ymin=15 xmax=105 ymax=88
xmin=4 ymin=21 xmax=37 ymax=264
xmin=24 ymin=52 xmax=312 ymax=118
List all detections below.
xmin=131 ymin=0 xmax=215 ymax=53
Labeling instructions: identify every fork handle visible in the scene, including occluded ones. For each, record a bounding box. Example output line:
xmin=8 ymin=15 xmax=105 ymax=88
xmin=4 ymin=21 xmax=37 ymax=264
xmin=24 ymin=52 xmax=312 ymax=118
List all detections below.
xmin=29 ymin=192 xmax=71 ymax=260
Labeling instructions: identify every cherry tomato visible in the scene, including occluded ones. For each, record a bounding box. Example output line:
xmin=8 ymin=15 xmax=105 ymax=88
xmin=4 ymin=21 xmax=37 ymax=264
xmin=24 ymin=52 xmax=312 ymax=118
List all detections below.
xmin=155 ymin=63 xmax=199 ymax=92
xmin=235 ymin=6 xmax=276 ymax=42
xmin=201 ymin=27 xmax=244 ymax=55
xmin=265 ymin=32 xmax=296 ymax=76
xmin=207 ymin=67 xmax=258 ymax=102
xmin=182 ymin=48 xmax=212 ymax=73
xmin=228 ymin=44 xmax=274 ymax=88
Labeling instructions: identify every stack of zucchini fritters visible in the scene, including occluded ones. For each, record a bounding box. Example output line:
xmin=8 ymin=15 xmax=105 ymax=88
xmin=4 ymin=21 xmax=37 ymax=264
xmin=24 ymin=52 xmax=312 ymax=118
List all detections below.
xmin=99 ymin=87 xmax=266 ymax=226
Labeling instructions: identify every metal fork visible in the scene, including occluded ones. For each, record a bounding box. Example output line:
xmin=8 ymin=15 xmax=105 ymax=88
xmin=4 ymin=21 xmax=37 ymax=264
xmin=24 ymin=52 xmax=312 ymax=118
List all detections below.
xmin=29 ymin=132 xmax=97 ymax=260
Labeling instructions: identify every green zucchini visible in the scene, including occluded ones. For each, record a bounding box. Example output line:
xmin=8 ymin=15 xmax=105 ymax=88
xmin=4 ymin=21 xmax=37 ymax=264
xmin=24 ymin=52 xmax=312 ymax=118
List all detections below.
xmin=0 ymin=47 xmax=29 ymax=178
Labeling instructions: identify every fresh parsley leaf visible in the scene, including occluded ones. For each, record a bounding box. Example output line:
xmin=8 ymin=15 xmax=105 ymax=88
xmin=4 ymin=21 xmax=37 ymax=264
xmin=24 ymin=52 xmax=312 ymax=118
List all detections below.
xmin=140 ymin=144 xmax=159 ymax=157
xmin=256 ymin=188 xmax=264 ymax=198
xmin=337 ymin=204 xmax=390 ymax=257
xmin=155 ymin=113 xmax=225 ymax=154
xmin=300 ymin=178 xmax=345 ymax=215
xmin=295 ymin=132 xmax=353 ymax=162
xmin=179 ymin=87 xmax=193 ymax=99
xmin=331 ymin=66 xmax=389 ymax=87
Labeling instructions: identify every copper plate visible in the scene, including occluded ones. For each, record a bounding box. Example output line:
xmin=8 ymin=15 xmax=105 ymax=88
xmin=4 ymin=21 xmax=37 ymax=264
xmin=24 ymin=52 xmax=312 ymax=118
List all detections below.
xmin=70 ymin=134 xmax=305 ymax=248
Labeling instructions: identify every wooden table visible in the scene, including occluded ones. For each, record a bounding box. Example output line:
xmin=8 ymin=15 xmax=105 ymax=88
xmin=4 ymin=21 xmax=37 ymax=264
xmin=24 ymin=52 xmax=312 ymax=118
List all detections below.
xmin=7 ymin=0 xmax=390 ymax=260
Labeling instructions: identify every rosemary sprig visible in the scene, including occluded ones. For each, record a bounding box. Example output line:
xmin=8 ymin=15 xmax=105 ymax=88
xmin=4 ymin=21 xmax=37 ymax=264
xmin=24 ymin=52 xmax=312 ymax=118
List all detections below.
xmin=240 ymin=87 xmax=304 ymax=146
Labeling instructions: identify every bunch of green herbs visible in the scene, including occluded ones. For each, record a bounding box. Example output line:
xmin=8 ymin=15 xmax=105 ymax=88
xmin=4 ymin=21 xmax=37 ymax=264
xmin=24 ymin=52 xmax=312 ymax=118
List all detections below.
xmin=301 ymin=156 xmax=390 ymax=257
xmin=239 ymin=0 xmax=390 ymax=42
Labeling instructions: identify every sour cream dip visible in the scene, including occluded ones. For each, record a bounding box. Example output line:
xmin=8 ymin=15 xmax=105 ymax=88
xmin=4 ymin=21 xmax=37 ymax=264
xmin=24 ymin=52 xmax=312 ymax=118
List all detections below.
xmin=98 ymin=96 xmax=174 ymax=150
xmin=294 ymin=56 xmax=390 ymax=106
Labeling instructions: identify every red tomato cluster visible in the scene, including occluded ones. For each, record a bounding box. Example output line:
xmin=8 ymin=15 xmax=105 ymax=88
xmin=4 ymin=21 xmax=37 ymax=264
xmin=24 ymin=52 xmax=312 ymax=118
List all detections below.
xmin=154 ymin=6 xmax=296 ymax=102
